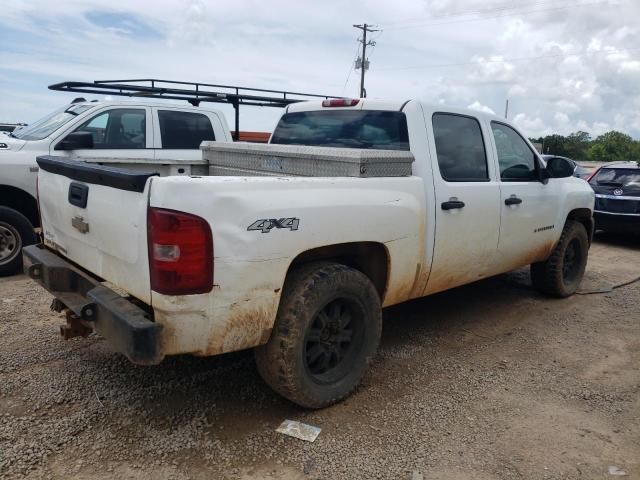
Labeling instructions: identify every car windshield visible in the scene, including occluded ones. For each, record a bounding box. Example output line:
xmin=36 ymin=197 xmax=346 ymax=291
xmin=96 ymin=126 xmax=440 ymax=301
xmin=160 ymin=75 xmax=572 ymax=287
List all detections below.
xmin=270 ymin=110 xmax=410 ymax=150
xmin=592 ymin=168 xmax=640 ymax=187
xmin=12 ymin=103 xmax=95 ymax=141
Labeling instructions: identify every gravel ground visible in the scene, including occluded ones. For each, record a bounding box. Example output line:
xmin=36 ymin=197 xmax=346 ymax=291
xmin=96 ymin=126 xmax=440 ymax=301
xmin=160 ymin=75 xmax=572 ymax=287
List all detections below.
xmin=1 ymin=233 xmax=639 ymax=480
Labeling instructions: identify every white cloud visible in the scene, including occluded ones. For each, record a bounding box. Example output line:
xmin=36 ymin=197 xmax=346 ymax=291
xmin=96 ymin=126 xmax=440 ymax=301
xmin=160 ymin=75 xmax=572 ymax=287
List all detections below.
xmin=554 ymin=112 xmax=569 ymax=125
xmin=467 ymin=101 xmax=495 ymax=115
xmin=513 ymin=113 xmax=552 ymax=137
xmin=508 ymin=85 xmax=527 ymax=97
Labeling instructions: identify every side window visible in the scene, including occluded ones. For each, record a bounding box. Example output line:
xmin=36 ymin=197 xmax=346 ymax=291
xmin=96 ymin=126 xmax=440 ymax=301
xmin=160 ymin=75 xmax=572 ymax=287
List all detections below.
xmin=74 ymin=109 xmax=146 ymax=149
xmin=491 ymin=122 xmax=537 ymax=181
xmin=432 ymin=113 xmax=488 ymax=182
xmin=158 ymin=110 xmax=215 ymax=149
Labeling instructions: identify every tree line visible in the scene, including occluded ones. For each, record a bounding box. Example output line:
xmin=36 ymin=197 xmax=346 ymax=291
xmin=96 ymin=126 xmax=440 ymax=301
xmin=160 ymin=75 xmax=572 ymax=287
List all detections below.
xmin=528 ymin=131 xmax=640 ymax=163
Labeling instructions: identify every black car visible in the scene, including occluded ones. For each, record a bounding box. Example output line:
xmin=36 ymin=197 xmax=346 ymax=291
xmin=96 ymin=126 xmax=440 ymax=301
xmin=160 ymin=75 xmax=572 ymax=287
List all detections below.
xmin=541 ymin=155 xmax=591 ymax=180
xmin=589 ymin=161 xmax=640 ymax=233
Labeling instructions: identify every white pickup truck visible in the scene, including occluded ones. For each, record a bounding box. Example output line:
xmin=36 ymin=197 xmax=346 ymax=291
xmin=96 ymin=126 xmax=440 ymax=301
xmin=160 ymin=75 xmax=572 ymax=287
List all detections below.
xmin=24 ymin=98 xmax=595 ymax=408
xmin=0 ymin=99 xmax=231 ymax=275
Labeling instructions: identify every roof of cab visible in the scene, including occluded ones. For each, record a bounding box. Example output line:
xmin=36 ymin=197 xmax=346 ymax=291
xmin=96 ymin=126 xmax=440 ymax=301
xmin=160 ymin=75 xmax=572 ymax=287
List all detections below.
xmin=286 ymin=98 xmax=408 ymax=113
xmin=68 ymin=100 xmax=224 ymax=113
xmin=285 ymin=98 xmax=508 ymax=123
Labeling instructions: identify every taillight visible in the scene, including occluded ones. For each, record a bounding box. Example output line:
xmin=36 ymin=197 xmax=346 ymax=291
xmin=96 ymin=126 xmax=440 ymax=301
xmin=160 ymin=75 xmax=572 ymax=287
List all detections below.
xmin=148 ymin=207 xmax=213 ymax=295
xmin=322 ymin=98 xmax=360 ymax=107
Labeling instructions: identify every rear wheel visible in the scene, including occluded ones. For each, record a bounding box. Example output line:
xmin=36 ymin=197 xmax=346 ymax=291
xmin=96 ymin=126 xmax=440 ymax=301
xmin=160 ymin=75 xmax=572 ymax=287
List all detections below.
xmin=531 ymin=220 xmax=589 ymax=297
xmin=0 ymin=207 xmax=37 ymax=277
xmin=254 ymin=262 xmax=382 ymax=409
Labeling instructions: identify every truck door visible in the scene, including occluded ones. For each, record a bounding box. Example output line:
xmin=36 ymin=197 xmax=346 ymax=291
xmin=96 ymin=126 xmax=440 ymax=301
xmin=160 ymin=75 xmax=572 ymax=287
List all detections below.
xmin=489 ymin=121 xmax=560 ymax=272
xmin=51 ymin=106 xmax=154 ymax=164
xmin=424 ymin=112 xmax=501 ymax=294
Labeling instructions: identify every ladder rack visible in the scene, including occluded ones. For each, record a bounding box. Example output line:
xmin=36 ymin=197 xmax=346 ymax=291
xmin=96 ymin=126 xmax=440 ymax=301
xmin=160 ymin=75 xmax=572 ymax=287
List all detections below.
xmin=49 ymin=79 xmax=341 ymax=140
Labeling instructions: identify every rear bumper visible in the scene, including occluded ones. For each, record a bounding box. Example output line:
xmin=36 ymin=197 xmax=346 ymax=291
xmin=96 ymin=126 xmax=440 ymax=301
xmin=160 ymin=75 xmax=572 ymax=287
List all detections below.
xmin=594 ymin=210 xmax=640 ymax=233
xmin=593 ymin=210 xmax=640 ymax=233
xmin=23 ymin=244 xmax=162 ymax=365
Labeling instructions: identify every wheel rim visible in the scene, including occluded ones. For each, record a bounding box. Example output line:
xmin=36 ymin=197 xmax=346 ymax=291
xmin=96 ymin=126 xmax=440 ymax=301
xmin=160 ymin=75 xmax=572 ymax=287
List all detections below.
xmin=0 ymin=222 xmax=21 ymax=265
xmin=303 ymin=297 xmax=365 ymax=384
xmin=562 ymin=238 xmax=582 ymax=283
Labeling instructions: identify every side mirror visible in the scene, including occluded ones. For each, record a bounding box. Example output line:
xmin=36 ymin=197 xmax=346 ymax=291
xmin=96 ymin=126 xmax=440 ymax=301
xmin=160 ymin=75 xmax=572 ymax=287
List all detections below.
xmin=545 ymin=157 xmax=575 ymax=179
xmin=55 ymin=131 xmax=94 ymax=151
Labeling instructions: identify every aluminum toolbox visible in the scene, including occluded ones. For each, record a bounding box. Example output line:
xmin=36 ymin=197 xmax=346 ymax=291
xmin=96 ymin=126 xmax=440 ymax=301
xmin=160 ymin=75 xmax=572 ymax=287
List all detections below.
xmin=201 ymin=142 xmax=414 ymax=177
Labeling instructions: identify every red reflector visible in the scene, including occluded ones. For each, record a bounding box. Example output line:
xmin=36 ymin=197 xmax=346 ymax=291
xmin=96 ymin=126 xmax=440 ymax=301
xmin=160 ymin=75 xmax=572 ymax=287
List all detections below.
xmin=322 ymin=98 xmax=360 ymax=107
xmin=585 ymin=167 xmax=599 ymax=183
xmin=148 ymin=208 xmax=213 ymax=295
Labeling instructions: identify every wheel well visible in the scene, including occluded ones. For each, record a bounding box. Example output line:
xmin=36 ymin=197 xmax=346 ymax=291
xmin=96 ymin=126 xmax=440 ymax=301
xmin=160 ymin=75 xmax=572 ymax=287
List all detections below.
xmin=0 ymin=185 xmax=39 ymax=227
xmin=287 ymin=242 xmax=389 ymax=299
xmin=567 ymin=208 xmax=594 ymax=244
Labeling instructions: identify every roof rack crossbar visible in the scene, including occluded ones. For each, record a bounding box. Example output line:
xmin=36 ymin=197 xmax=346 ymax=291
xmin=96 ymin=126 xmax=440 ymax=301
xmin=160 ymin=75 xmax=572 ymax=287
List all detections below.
xmin=91 ymin=78 xmax=334 ymax=99
xmin=49 ymin=79 xmax=343 ymax=140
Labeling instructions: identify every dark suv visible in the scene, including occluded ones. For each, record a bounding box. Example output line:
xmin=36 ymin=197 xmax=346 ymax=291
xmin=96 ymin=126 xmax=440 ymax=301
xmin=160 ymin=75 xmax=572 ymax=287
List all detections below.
xmin=589 ymin=161 xmax=640 ymax=233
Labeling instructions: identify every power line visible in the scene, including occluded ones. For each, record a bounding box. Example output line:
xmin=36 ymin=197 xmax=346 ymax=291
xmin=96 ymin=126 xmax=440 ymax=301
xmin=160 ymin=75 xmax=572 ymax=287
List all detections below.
xmin=341 ymin=40 xmax=362 ymax=95
xmin=380 ymin=0 xmax=610 ymax=30
xmin=377 ymin=46 xmax=640 ymax=72
xmin=365 ymin=30 xmax=383 ymax=63
xmin=353 ymin=24 xmax=379 ymax=98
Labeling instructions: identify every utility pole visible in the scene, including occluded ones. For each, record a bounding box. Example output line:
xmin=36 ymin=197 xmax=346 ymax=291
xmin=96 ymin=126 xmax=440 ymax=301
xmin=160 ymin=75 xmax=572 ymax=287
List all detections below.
xmin=353 ymin=24 xmax=379 ymax=98
xmin=504 ymin=99 xmax=509 ymax=119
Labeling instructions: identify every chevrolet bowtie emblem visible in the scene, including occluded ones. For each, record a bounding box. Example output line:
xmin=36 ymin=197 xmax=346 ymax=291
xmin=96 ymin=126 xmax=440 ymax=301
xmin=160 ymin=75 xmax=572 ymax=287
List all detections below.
xmin=72 ymin=216 xmax=89 ymax=234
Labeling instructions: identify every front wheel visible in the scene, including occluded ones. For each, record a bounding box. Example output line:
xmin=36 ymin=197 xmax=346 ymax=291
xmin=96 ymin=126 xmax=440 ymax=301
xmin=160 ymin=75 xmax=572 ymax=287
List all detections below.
xmin=531 ymin=220 xmax=589 ymax=297
xmin=254 ymin=262 xmax=382 ymax=409
xmin=0 ymin=207 xmax=37 ymax=277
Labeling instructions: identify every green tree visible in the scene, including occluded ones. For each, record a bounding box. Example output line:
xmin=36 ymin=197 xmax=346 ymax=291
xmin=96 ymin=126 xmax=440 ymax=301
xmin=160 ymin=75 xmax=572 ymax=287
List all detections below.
xmin=564 ymin=131 xmax=591 ymax=160
xmin=541 ymin=134 xmax=567 ymax=155
xmin=587 ymin=131 xmax=636 ymax=163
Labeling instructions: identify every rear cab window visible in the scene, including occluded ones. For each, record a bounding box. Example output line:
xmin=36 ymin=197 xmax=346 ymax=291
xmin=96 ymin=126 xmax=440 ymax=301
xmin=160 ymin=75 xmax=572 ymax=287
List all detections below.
xmin=270 ymin=110 xmax=410 ymax=151
xmin=158 ymin=110 xmax=215 ymax=149
xmin=591 ymin=168 xmax=640 ymax=189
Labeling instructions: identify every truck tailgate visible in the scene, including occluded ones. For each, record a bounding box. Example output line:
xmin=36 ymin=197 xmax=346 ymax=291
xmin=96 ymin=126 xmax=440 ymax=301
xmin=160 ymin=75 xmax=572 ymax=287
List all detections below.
xmin=36 ymin=156 xmax=157 ymax=303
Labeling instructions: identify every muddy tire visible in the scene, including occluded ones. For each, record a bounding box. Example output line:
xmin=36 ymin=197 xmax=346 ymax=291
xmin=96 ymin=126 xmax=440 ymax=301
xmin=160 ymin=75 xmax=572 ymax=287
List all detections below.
xmin=254 ymin=262 xmax=382 ymax=409
xmin=530 ymin=220 xmax=589 ymax=298
xmin=0 ymin=207 xmax=37 ymax=277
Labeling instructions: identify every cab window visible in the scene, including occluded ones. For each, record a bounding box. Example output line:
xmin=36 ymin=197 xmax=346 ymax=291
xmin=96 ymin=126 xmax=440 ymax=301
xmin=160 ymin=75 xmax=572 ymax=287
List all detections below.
xmin=270 ymin=110 xmax=410 ymax=151
xmin=158 ymin=110 xmax=215 ymax=149
xmin=433 ymin=113 xmax=489 ymax=182
xmin=73 ymin=109 xmax=146 ymax=149
xmin=491 ymin=122 xmax=537 ymax=181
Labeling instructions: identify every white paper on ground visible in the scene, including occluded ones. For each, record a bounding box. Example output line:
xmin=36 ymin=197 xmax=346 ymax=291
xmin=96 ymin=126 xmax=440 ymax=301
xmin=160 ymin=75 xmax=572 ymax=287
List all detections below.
xmin=275 ymin=420 xmax=321 ymax=442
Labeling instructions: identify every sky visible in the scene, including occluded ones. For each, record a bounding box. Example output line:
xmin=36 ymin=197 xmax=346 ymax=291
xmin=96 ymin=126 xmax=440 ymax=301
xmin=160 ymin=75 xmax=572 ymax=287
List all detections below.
xmin=1 ymin=0 xmax=639 ymax=139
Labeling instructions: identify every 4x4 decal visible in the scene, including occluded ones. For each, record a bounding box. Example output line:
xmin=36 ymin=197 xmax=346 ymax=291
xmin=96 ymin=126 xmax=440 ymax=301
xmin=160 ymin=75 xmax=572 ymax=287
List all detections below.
xmin=247 ymin=218 xmax=300 ymax=233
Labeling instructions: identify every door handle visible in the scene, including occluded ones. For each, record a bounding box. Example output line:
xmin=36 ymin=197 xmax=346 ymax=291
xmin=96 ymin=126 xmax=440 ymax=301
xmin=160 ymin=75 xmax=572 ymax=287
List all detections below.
xmin=441 ymin=199 xmax=466 ymax=210
xmin=505 ymin=196 xmax=522 ymax=206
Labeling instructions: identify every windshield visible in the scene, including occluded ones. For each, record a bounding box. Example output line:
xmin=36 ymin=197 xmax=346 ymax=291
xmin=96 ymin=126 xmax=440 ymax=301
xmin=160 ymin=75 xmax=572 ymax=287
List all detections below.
xmin=13 ymin=104 xmax=95 ymax=141
xmin=270 ymin=110 xmax=410 ymax=150
xmin=591 ymin=168 xmax=640 ymax=188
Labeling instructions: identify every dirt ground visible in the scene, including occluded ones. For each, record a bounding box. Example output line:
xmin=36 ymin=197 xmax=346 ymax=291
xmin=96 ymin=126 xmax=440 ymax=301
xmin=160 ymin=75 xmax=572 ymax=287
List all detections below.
xmin=1 ymin=233 xmax=639 ymax=480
